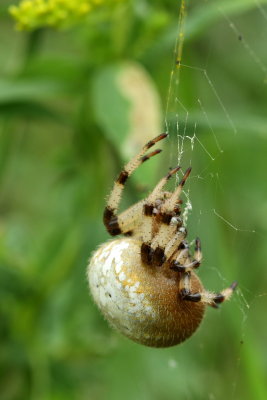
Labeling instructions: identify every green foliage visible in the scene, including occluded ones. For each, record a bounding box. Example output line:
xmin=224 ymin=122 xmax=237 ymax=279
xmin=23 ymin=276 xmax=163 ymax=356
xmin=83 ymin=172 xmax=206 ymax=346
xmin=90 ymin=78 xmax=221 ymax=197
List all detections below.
xmin=1 ymin=1 xmax=267 ymax=399
xmin=9 ymin=0 xmax=125 ymax=30
xmin=92 ymin=64 xmax=132 ymax=146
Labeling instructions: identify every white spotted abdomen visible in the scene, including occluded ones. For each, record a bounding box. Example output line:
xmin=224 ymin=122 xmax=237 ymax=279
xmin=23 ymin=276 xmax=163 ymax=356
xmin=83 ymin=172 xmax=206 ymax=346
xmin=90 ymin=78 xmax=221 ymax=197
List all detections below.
xmin=88 ymin=238 xmax=205 ymax=348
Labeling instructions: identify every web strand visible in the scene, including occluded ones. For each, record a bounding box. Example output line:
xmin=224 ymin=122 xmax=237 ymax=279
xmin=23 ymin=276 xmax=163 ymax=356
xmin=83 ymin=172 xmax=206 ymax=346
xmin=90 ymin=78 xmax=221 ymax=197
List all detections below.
xmin=219 ymin=7 xmax=267 ymax=78
xmin=162 ymin=1 xmax=266 ymax=398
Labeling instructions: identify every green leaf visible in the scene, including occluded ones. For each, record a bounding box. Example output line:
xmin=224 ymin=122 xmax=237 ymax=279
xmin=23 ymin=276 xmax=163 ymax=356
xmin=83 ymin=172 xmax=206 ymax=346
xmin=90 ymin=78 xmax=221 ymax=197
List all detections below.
xmin=0 ymin=101 xmax=66 ymax=122
xmin=0 ymin=78 xmax=69 ymax=103
xmin=92 ymin=63 xmax=132 ymax=147
xmin=92 ymin=61 xmax=162 ymax=159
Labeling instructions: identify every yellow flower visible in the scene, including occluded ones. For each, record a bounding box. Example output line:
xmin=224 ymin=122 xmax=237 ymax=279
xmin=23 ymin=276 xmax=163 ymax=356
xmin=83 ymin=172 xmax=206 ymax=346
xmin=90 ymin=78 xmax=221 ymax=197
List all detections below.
xmin=9 ymin=0 xmax=123 ymax=30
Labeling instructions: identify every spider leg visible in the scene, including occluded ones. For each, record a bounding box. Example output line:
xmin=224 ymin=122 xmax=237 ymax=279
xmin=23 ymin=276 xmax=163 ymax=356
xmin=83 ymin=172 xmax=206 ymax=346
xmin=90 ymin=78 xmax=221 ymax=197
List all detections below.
xmin=179 ymin=273 xmax=238 ymax=307
xmin=161 ymin=166 xmax=192 ymax=214
xmin=111 ymin=199 xmax=145 ymax=237
xmin=163 ymin=229 xmax=187 ymax=260
xmin=103 ymin=133 xmax=168 ymax=236
xmin=170 ymin=238 xmax=202 ymax=273
xmin=145 ymin=168 xmax=191 ymax=266
xmin=194 ymin=237 xmax=202 ymax=263
xmin=140 ymin=166 xmax=180 ymax=265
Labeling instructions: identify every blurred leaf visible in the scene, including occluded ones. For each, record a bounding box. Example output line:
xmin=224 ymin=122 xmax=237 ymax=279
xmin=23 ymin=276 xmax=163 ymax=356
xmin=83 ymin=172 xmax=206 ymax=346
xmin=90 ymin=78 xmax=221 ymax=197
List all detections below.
xmin=0 ymin=78 xmax=71 ymax=103
xmin=187 ymin=0 xmax=267 ymax=39
xmin=92 ymin=63 xmax=131 ymax=146
xmin=92 ymin=61 xmax=162 ymax=158
xmin=0 ymin=101 xmax=67 ymax=122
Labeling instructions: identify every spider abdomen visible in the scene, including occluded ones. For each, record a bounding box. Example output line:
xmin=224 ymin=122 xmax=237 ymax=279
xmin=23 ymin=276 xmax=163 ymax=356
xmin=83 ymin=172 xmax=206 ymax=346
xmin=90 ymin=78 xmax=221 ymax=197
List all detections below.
xmin=88 ymin=238 xmax=205 ymax=348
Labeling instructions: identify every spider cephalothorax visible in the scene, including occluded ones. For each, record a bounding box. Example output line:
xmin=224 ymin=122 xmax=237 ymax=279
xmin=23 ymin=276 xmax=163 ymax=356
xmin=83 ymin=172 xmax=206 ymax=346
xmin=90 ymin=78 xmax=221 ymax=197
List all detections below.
xmin=88 ymin=133 xmax=237 ymax=348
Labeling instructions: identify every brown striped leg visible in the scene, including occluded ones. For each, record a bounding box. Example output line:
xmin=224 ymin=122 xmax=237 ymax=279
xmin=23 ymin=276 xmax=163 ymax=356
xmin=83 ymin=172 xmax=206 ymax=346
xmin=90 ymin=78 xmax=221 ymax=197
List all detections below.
xmin=140 ymin=166 xmax=181 ymax=266
xmin=160 ymin=167 xmax=192 ymax=215
xmin=108 ymin=199 xmax=145 ymax=238
xmin=170 ymin=238 xmax=202 ymax=273
xmin=164 ymin=229 xmax=187 ymax=262
xmin=103 ymin=133 xmax=168 ymax=236
xmin=179 ymin=273 xmax=238 ymax=307
xmin=148 ymin=167 xmax=192 ymax=261
xmin=141 ymin=167 xmax=190 ymax=266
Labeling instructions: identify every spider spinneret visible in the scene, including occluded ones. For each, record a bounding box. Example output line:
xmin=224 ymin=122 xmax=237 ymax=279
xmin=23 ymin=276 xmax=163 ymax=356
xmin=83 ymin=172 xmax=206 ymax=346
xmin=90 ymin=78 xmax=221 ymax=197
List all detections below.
xmin=88 ymin=133 xmax=237 ymax=348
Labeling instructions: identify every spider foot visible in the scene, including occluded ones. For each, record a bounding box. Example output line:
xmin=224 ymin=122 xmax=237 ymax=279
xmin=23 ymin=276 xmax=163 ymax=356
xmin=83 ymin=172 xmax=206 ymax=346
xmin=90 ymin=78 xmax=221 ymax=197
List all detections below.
xmin=180 ymin=279 xmax=238 ymax=307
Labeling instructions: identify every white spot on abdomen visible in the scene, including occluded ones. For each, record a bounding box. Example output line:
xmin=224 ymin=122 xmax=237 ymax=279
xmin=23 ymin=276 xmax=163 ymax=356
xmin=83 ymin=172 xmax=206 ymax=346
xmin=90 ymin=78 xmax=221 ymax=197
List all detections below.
xmin=88 ymin=238 xmax=158 ymax=342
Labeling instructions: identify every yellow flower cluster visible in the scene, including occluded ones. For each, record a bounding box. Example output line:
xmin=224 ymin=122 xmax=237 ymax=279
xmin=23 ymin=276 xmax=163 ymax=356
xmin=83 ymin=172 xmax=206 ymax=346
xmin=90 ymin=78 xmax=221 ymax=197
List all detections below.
xmin=9 ymin=0 xmax=120 ymax=30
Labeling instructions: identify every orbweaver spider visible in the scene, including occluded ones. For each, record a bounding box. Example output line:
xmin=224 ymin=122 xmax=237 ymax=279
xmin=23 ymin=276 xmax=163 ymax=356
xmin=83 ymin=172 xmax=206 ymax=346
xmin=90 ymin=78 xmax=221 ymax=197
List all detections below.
xmin=88 ymin=133 xmax=237 ymax=348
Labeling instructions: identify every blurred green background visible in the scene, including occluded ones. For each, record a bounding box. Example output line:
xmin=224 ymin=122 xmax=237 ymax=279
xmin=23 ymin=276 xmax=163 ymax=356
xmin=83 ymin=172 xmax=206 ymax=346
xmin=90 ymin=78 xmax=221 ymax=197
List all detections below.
xmin=1 ymin=0 xmax=267 ymax=399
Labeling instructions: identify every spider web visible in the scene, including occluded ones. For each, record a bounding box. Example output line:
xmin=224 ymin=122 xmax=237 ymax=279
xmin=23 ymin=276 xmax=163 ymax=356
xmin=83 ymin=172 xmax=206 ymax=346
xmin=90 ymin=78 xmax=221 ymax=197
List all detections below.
xmin=163 ymin=1 xmax=267 ymax=398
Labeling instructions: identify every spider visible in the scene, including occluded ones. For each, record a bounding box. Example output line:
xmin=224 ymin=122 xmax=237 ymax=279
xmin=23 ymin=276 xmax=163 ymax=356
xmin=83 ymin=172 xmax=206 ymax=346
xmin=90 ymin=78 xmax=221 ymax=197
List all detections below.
xmin=88 ymin=133 xmax=237 ymax=348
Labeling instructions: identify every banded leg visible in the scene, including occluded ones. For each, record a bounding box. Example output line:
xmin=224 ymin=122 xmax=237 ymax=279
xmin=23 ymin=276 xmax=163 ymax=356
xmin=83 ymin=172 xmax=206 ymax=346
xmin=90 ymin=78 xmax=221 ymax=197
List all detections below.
xmin=163 ymin=229 xmax=187 ymax=262
xmin=140 ymin=166 xmax=181 ymax=265
xmin=104 ymin=133 xmax=168 ymax=236
xmin=179 ymin=272 xmax=238 ymax=307
xmin=149 ymin=168 xmax=192 ymax=259
xmin=161 ymin=167 xmax=192 ymax=214
xmin=170 ymin=238 xmax=202 ymax=273
xmin=107 ymin=199 xmax=145 ymax=237
xmin=141 ymin=168 xmax=194 ymax=267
